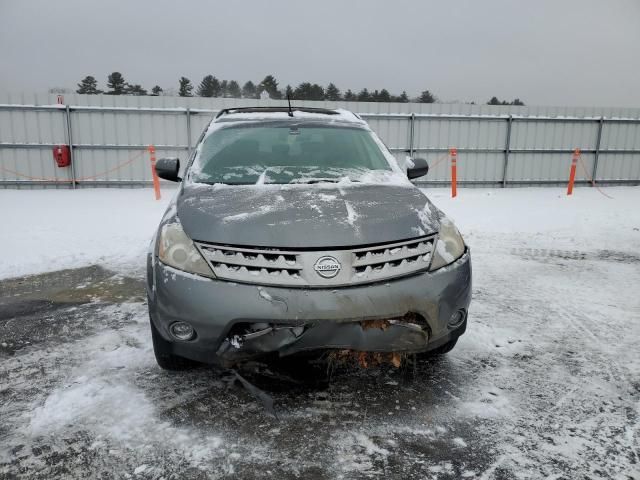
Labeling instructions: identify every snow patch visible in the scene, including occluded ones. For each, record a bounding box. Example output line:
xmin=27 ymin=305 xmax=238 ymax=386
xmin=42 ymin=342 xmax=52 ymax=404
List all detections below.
xmin=344 ymin=201 xmax=359 ymax=226
xmin=24 ymin=304 xmax=226 ymax=467
xmin=222 ymin=205 xmax=275 ymax=223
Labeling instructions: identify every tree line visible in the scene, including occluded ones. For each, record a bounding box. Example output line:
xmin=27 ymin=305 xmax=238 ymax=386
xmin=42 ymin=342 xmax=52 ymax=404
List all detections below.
xmin=75 ymin=73 xmax=524 ymax=105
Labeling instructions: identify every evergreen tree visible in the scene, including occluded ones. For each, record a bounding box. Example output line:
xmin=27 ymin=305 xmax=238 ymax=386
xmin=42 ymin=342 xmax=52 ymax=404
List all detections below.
xmin=377 ymin=89 xmax=391 ymax=102
xmin=293 ymin=82 xmax=313 ymax=100
xmin=242 ymin=81 xmax=257 ymax=98
xmin=487 ymin=97 xmax=524 ymax=105
xmin=124 ymin=83 xmax=147 ymax=95
xmin=292 ymin=83 xmax=324 ymax=100
xmin=227 ymin=80 xmax=241 ymax=98
xmin=196 ymin=75 xmax=220 ymax=97
xmin=325 ymin=83 xmax=341 ymax=101
xmin=211 ymin=78 xmax=222 ymax=97
xmin=76 ymin=75 xmax=101 ymax=94
xmin=106 ymin=72 xmax=126 ymax=95
xmin=151 ymin=85 xmax=163 ymax=96
xmin=391 ymin=91 xmax=409 ymax=103
xmin=178 ymin=77 xmax=193 ymax=97
xmin=309 ymin=83 xmax=324 ymax=101
xmin=357 ymin=88 xmax=371 ymax=101
xmin=220 ymin=80 xmax=228 ymax=97
xmin=284 ymin=84 xmax=293 ymax=99
xmin=343 ymin=89 xmax=356 ymax=101
xmin=418 ymin=90 xmax=436 ymax=103
xmin=257 ymin=75 xmax=281 ymax=99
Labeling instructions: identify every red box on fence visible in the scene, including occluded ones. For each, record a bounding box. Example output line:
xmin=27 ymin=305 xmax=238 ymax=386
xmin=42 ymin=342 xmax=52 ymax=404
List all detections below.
xmin=52 ymin=145 xmax=71 ymax=168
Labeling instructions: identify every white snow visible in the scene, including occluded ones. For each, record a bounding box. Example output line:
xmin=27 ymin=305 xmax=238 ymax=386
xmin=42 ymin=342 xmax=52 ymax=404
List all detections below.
xmin=344 ymin=201 xmax=359 ymax=226
xmin=13 ymin=303 xmax=229 ymax=469
xmin=222 ymin=204 xmax=276 ymax=223
xmin=255 ymin=169 xmax=269 ymax=185
xmin=318 ymin=193 xmax=337 ymax=201
xmin=0 ymin=188 xmax=174 ymax=280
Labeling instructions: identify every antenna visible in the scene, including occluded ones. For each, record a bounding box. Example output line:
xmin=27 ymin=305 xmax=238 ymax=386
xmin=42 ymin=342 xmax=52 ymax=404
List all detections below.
xmin=287 ymin=93 xmax=294 ymax=117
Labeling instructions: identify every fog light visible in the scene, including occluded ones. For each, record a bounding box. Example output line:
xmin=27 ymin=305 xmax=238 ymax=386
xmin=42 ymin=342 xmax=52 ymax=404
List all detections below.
xmin=170 ymin=322 xmax=195 ymax=341
xmin=448 ymin=309 xmax=466 ymax=328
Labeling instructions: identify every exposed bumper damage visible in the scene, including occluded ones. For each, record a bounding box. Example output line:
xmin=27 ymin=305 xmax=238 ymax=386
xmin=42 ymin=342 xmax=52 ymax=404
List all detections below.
xmin=216 ymin=314 xmax=432 ymax=364
xmin=147 ymin=249 xmax=472 ymax=366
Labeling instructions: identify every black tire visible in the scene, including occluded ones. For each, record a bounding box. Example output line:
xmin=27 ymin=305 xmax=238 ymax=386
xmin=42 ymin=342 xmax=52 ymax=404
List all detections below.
xmin=428 ymin=337 xmax=459 ymax=356
xmin=149 ymin=317 xmax=199 ymax=370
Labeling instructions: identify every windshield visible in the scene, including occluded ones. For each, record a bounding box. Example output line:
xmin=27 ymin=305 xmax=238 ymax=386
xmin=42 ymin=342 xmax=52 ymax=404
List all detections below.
xmin=189 ymin=124 xmax=392 ymax=185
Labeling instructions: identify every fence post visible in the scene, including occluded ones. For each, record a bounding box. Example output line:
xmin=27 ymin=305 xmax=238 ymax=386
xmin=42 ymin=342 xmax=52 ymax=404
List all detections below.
xmin=408 ymin=113 xmax=415 ymax=158
xmin=592 ymin=117 xmax=604 ymax=184
xmin=64 ymin=105 xmax=77 ymax=189
xmin=502 ymin=115 xmax=513 ymax=187
xmin=186 ymin=108 xmax=192 ymax=158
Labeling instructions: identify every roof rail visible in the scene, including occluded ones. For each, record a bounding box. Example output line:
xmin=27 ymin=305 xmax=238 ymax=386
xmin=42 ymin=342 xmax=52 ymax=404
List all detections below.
xmin=215 ymin=106 xmax=340 ymax=119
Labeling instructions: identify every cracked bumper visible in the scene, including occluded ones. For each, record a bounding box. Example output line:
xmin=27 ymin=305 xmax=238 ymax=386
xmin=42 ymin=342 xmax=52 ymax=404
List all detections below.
xmin=146 ymin=249 xmax=472 ymax=365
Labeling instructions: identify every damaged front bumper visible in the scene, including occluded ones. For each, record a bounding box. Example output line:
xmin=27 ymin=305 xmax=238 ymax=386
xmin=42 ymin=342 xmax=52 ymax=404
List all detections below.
xmin=147 ymin=249 xmax=472 ymax=366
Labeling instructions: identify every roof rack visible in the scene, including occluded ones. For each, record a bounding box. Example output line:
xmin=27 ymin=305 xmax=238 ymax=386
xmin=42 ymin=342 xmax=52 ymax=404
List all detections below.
xmin=215 ymin=106 xmax=340 ymax=119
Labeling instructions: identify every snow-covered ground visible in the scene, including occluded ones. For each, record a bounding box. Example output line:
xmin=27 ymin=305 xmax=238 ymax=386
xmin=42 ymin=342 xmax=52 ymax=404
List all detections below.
xmin=0 ymin=188 xmax=174 ymax=280
xmin=1 ymin=186 xmax=639 ymax=479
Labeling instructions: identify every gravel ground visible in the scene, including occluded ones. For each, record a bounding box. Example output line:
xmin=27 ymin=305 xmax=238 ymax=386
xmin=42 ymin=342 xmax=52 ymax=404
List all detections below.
xmin=1 ymin=243 xmax=639 ymax=479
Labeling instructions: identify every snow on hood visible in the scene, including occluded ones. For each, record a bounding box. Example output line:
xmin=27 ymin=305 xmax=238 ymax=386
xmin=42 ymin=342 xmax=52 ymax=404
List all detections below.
xmin=174 ymin=182 xmax=442 ymax=248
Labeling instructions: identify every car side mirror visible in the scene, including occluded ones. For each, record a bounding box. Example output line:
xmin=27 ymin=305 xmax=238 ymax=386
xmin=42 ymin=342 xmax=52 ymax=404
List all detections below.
xmin=407 ymin=157 xmax=429 ymax=179
xmin=155 ymin=158 xmax=181 ymax=182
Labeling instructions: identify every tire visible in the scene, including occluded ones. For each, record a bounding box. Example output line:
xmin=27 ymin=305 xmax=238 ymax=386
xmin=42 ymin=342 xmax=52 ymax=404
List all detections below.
xmin=149 ymin=317 xmax=199 ymax=370
xmin=428 ymin=337 xmax=458 ymax=356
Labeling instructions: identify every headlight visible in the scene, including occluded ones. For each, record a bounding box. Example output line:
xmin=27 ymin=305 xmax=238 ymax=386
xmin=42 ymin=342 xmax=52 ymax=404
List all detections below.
xmin=429 ymin=217 xmax=465 ymax=271
xmin=158 ymin=222 xmax=215 ymax=278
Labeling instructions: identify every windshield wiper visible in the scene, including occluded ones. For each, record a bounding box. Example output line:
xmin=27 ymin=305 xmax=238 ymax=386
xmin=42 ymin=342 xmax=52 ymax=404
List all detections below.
xmin=289 ymin=178 xmax=341 ymax=184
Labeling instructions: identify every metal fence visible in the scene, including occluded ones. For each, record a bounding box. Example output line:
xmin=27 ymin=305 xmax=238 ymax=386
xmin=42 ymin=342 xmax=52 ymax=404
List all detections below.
xmin=1 ymin=94 xmax=639 ymax=188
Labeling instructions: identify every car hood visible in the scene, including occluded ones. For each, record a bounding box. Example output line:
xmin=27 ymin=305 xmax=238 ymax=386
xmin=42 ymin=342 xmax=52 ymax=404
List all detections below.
xmin=175 ymin=182 xmax=443 ymax=248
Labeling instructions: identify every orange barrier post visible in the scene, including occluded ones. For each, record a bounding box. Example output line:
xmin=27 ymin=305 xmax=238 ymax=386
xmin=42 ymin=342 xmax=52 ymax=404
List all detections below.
xmin=148 ymin=145 xmax=161 ymax=200
xmin=567 ymin=148 xmax=580 ymax=196
xmin=450 ymin=147 xmax=458 ymax=198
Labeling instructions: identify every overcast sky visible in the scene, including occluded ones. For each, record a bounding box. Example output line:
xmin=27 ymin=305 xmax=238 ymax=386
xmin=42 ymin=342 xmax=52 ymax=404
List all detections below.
xmin=1 ymin=0 xmax=639 ymax=107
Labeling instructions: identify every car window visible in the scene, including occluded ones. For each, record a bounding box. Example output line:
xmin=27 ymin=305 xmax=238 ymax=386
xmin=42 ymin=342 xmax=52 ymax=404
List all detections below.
xmin=190 ymin=124 xmax=392 ymax=184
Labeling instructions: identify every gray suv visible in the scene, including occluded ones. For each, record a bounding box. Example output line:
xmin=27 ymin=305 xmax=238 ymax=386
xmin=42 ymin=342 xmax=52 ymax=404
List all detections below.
xmin=146 ymin=107 xmax=471 ymax=369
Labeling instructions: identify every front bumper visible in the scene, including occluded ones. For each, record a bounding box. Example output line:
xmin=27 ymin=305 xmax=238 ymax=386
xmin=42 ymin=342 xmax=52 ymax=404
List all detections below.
xmin=147 ymin=249 xmax=472 ymax=365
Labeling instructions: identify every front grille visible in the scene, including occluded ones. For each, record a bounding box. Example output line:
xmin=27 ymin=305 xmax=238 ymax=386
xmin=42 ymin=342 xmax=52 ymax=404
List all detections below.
xmin=196 ymin=244 xmax=306 ymax=286
xmin=352 ymin=238 xmax=434 ymax=281
xmin=195 ymin=235 xmax=436 ymax=287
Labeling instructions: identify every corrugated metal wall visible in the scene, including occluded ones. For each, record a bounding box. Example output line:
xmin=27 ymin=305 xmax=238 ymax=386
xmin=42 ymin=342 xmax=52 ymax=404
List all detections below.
xmin=1 ymin=93 xmax=639 ymax=188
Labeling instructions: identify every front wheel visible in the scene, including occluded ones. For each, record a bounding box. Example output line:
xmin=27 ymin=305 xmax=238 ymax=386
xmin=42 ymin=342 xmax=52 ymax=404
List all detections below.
xmin=149 ymin=317 xmax=200 ymax=370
